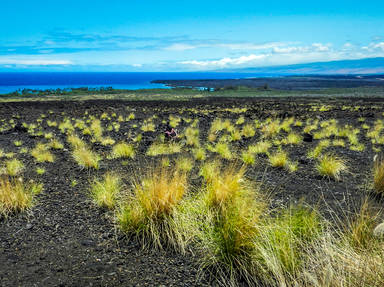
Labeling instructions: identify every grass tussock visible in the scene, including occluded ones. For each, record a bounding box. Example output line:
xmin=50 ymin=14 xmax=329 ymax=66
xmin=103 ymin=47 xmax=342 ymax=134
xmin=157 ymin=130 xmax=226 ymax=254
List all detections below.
xmin=0 ymin=176 xmax=42 ymax=217
xmin=111 ymin=142 xmax=135 ymax=159
xmin=252 ymin=206 xmax=322 ymax=286
xmin=90 ymin=173 xmax=121 ymax=209
xmin=72 ymin=147 xmax=101 ymax=169
xmin=316 ymin=154 xmax=347 ymax=180
xmin=373 ymin=155 xmax=384 ymax=196
xmin=117 ymin=165 xmax=189 ymax=251
xmin=67 ymin=133 xmax=86 ymax=149
xmin=197 ymin=162 xmax=266 ymax=285
xmin=5 ymin=159 xmax=24 ymax=176
xmin=147 ymin=142 xmax=182 ymax=156
xmin=31 ymin=143 xmax=55 ymax=163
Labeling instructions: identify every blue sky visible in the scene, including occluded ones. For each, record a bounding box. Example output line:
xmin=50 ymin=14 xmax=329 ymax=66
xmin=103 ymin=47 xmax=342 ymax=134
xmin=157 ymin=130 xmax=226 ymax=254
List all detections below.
xmin=1 ymin=0 xmax=384 ymax=71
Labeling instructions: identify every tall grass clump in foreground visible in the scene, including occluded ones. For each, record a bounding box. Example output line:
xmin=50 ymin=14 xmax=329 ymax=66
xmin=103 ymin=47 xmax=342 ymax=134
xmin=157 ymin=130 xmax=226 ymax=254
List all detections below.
xmin=197 ymin=162 xmax=266 ymax=285
xmin=90 ymin=173 xmax=121 ymax=209
xmin=373 ymin=155 xmax=384 ymax=196
xmin=117 ymin=165 xmax=189 ymax=251
xmin=0 ymin=176 xmax=43 ymax=217
xmin=300 ymin=200 xmax=384 ymax=287
xmin=252 ymin=206 xmax=322 ymax=286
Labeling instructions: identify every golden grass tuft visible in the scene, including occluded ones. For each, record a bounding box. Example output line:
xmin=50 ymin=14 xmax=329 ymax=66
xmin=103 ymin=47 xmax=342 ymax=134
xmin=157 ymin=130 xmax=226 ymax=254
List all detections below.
xmin=192 ymin=147 xmax=206 ymax=161
xmin=147 ymin=142 xmax=182 ymax=156
xmin=316 ymin=154 xmax=347 ymax=180
xmin=49 ymin=138 xmax=64 ymax=150
xmin=198 ymin=162 xmax=266 ymax=285
xmin=373 ymin=156 xmax=384 ymax=196
xmin=72 ymin=147 xmax=101 ymax=169
xmin=67 ymin=133 xmax=86 ymax=149
xmin=0 ymin=176 xmax=42 ymax=217
xmin=241 ymin=150 xmax=256 ymax=165
xmin=31 ymin=143 xmax=55 ymax=163
xmin=111 ymin=142 xmax=135 ymax=159
xmin=269 ymin=150 xmax=288 ymax=168
xmin=5 ymin=159 xmax=24 ymax=176
xmin=248 ymin=141 xmax=271 ymax=154
xmin=90 ymin=173 xmax=121 ymax=209
xmin=118 ymin=165 xmax=188 ymax=250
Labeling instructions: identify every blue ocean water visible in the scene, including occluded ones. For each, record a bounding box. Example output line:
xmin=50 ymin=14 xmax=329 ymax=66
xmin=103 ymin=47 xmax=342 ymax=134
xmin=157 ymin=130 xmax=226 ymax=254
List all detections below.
xmin=0 ymin=72 xmax=266 ymax=94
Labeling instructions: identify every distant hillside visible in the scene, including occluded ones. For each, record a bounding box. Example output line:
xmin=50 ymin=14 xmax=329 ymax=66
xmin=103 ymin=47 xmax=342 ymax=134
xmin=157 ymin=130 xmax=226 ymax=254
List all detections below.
xmin=223 ymin=57 xmax=384 ymax=75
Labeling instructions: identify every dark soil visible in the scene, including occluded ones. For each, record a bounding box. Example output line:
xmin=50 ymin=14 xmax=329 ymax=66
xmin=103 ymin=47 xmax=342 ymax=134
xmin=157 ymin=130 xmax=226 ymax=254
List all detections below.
xmin=0 ymin=97 xmax=384 ymax=286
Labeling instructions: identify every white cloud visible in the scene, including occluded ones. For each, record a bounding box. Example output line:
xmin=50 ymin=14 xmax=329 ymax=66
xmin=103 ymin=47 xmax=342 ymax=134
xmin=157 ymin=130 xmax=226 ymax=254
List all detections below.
xmin=131 ymin=63 xmax=143 ymax=67
xmin=272 ymin=46 xmax=307 ymax=53
xmin=179 ymin=54 xmax=268 ymax=68
xmin=0 ymin=59 xmax=72 ymax=65
xmin=312 ymin=43 xmax=331 ymax=52
xmin=218 ymin=42 xmax=287 ymax=50
xmin=362 ymin=42 xmax=384 ymax=51
xmin=164 ymin=43 xmax=197 ymax=51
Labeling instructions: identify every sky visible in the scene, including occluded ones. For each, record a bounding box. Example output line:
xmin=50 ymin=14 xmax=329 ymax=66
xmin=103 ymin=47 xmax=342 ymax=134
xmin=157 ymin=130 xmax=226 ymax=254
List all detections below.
xmin=1 ymin=0 xmax=384 ymax=72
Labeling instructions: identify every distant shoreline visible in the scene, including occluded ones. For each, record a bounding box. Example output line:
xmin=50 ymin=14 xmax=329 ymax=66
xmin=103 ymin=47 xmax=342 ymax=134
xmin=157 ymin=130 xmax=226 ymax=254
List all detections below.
xmin=152 ymin=74 xmax=384 ymax=91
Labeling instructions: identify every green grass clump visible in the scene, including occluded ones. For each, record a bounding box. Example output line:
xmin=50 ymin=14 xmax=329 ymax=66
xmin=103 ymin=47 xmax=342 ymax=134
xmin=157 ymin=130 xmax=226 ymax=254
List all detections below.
xmin=198 ymin=162 xmax=266 ymax=285
xmin=248 ymin=141 xmax=271 ymax=154
xmin=67 ymin=134 xmax=86 ymax=149
xmin=268 ymin=150 xmax=288 ymax=168
xmin=316 ymin=154 xmax=347 ymax=180
xmin=72 ymin=147 xmax=101 ymax=169
xmin=192 ymin=147 xmax=206 ymax=161
xmin=111 ymin=142 xmax=135 ymax=159
xmin=13 ymin=140 xmax=23 ymax=147
xmin=253 ymin=206 xmax=322 ymax=285
xmin=374 ymin=156 xmax=384 ymax=196
xmin=283 ymin=132 xmax=303 ymax=145
xmin=90 ymin=119 xmax=103 ymax=140
xmin=141 ymin=122 xmax=155 ymax=132
xmin=5 ymin=159 xmax=24 ymax=176
xmin=147 ymin=142 xmax=182 ymax=156
xmin=100 ymin=137 xmax=115 ymax=146
xmin=307 ymin=139 xmax=330 ymax=159
xmin=49 ymin=138 xmax=64 ymax=150
xmin=0 ymin=176 xmax=42 ymax=218
xmin=241 ymin=150 xmax=256 ymax=165
xmin=185 ymin=126 xmax=200 ymax=147
xmin=90 ymin=173 xmax=121 ymax=209
xmin=176 ymin=156 xmax=194 ymax=172
xmin=117 ymin=166 xmax=188 ymax=251
xmin=242 ymin=124 xmax=255 ymax=138
xmin=210 ymin=142 xmax=233 ymax=159
xmin=31 ymin=143 xmax=54 ymax=163
xmin=36 ymin=167 xmax=45 ymax=175
xmin=169 ymin=115 xmax=181 ymax=127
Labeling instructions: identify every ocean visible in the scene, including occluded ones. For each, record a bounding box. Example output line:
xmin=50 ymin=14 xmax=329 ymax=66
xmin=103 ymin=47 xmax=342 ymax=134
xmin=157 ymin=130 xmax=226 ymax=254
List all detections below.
xmin=0 ymin=72 xmax=266 ymax=94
